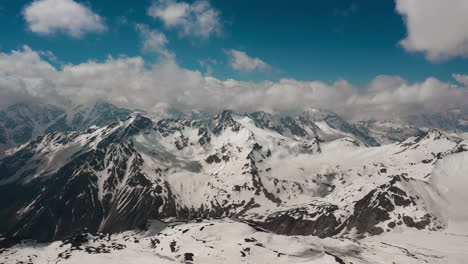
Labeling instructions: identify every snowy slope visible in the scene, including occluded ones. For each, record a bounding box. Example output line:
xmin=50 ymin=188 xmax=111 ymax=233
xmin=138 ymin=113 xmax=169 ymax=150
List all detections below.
xmin=1 ymin=219 xmax=467 ymax=264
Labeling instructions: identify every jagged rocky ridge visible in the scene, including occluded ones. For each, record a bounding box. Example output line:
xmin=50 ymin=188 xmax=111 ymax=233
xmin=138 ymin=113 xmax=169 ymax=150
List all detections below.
xmin=0 ymin=109 xmax=465 ymax=243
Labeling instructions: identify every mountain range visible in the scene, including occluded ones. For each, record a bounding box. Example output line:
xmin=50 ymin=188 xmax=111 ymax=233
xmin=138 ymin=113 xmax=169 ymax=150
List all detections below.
xmin=0 ymin=102 xmax=467 ymax=263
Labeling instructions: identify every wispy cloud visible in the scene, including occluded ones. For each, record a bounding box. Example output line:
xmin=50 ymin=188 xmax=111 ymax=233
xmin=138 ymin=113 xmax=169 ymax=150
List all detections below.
xmin=135 ymin=24 xmax=173 ymax=58
xmin=226 ymin=49 xmax=270 ymax=72
xmin=148 ymin=0 xmax=222 ymax=38
xmin=198 ymin=58 xmax=217 ymax=76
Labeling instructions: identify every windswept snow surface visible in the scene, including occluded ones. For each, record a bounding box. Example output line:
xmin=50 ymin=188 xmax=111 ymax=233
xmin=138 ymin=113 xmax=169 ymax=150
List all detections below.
xmin=431 ymin=149 xmax=468 ymax=224
xmin=1 ymin=219 xmax=467 ymax=264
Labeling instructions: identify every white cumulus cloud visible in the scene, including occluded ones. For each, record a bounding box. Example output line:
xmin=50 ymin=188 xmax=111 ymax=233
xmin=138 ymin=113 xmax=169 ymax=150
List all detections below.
xmin=226 ymin=49 xmax=270 ymax=72
xmin=396 ymin=0 xmax=468 ymax=61
xmin=23 ymin=0 xmax=106 ymax=38
xmin=348 ymin=75 xmax=468 ymax=118
xmin=148 ymin=0 xmax=221 ymax=38
xmin=0 ymin=46 xmax=466 ymax=120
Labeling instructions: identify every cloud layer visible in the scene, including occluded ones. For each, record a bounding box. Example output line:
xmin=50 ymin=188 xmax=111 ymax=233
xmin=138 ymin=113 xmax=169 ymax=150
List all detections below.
xmin=23 ymin=0 xmax=106 ymax=38
xmin=0 ymin=46 xmax=466 ymax=120
xmin=148 ymin=0 xmax=221 ymax=38
xmin=396 ymin=0 xmax=468 ymax=61
xmin=226 ymin=49 xmax=270 ymax=72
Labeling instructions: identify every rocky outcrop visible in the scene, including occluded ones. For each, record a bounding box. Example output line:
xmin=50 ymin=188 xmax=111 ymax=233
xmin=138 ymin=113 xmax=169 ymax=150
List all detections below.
xmin=260 ymin=175 xmax=444 ymax=238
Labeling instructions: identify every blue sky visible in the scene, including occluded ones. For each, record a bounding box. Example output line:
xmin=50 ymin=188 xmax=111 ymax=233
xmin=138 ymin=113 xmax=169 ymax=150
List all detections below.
xmin=1 ymin=0 xmax=468 ymax=86
xmin=0 ymin=0 xmax=467 ymax=118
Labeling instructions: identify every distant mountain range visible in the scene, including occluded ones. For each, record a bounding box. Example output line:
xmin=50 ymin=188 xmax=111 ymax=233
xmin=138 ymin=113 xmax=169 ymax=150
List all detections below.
xmin=2 ymin=101 xmax=467 ymax=153
xmin=0 ymin=101 xmax=131 ymax=152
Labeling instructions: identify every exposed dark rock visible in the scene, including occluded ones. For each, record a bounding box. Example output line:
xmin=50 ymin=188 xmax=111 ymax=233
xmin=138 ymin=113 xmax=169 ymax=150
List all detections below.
xmin=205 ymin=154 xmax=222 ymax=164
xmin=184 ymin=252 xmax=194 ymax=261
xmin=324 ymin=252 xmax=346 ymax=264
xmin=260 ymin=204 xmax=340 ymax=238
xmin=259 ymin=175 xmax=439 ymax=238
xmin=403 ymin=214 xmax=432 ymax=230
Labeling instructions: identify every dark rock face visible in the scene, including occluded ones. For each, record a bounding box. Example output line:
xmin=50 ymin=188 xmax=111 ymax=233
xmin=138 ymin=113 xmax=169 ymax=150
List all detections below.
xmin=213 ymin=110 xmax=242 ymax=134
xmin=341 ymin=188 xmax=395 ymax=236
xmin=184 ymin=252 xmax=194 ymax=261
xmin=0 ymin=147 xmax=168 ymax=241
xmin=261 ymin=204 xmax=340 ymax=238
